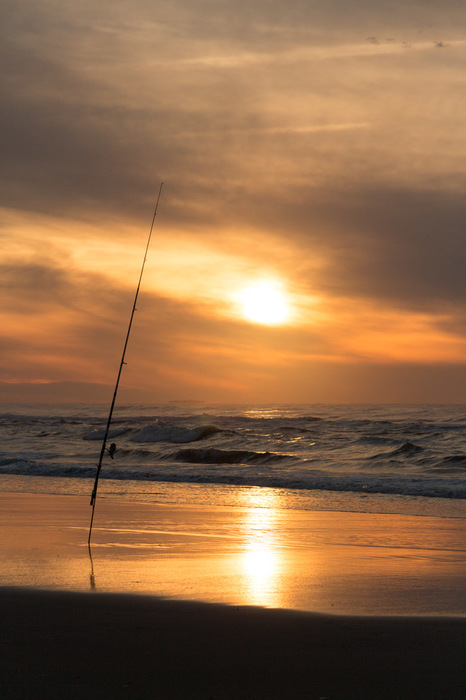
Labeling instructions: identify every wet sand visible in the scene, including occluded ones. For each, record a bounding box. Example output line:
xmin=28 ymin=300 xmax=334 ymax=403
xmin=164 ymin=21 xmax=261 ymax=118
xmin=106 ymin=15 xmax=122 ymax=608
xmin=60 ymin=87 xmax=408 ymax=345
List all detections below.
xmin=0 ymin=492 xmax=465 ymax=615
xmin=0 ymin=491 xmax=465 ymax=698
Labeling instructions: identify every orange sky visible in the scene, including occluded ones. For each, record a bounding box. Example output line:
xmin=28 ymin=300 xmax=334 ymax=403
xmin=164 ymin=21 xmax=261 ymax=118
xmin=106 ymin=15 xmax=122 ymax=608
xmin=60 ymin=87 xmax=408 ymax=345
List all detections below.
xmin=1 ymin=1 xmax=465 ymax=403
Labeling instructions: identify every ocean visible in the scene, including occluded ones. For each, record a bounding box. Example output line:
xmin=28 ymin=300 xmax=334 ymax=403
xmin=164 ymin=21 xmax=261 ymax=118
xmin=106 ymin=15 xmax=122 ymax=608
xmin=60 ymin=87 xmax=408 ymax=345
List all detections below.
xmin=1 ymin=403 xmax=465 ymax=520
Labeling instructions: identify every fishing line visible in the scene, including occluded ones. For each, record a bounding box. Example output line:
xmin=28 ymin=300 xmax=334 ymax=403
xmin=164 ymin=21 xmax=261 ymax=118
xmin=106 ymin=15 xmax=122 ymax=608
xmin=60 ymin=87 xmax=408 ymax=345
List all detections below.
xmin=88 ymin=182 xmax=163 ymax=547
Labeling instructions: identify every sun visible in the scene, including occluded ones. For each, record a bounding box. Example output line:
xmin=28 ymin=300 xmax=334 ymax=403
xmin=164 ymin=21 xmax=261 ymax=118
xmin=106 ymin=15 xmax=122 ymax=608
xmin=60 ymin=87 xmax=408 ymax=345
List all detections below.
xmin=239 ymin=281 xmax=289 ymax=325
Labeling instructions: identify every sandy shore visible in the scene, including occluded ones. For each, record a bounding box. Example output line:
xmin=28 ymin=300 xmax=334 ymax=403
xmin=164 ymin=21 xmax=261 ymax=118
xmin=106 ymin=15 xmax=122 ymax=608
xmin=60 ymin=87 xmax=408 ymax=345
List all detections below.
xmin=1 ymin=491 xmax=465 ymax=615
xmin=0 ymin=491 xmax=465 ymax=697
xmin=1 ymin=586 xmax=465 ymax=699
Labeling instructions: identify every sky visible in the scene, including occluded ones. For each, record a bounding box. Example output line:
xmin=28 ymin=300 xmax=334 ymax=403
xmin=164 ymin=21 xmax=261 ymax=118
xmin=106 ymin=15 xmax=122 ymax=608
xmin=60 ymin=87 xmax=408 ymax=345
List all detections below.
xmin=1 ymin=0 xmax=465 ymax=404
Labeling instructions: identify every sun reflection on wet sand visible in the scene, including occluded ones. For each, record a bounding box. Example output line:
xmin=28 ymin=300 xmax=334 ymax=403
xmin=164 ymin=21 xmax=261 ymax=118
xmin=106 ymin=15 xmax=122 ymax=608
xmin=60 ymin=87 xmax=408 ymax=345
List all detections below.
xmin=238 ymin=489 xmax=287 ymax=608
xmin=1 ymin=493 xmax=466 ymax=616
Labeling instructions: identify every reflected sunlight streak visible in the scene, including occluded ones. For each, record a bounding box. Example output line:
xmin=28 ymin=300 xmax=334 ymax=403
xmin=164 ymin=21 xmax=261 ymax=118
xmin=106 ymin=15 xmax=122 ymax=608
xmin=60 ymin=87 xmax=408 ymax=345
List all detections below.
xmin=239 ymin=489 xmax=286 ymax=607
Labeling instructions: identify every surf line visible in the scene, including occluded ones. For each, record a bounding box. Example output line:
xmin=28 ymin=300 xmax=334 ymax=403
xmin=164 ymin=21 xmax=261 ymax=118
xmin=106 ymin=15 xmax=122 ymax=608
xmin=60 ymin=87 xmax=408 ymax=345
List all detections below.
xmin=88 ymin=183 xmax=164 ymax=547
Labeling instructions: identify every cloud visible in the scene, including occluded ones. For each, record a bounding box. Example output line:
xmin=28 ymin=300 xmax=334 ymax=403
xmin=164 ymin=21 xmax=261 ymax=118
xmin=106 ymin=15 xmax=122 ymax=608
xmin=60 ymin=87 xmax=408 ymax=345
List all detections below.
xmin=2 ymin=0 xmax=465 ymax=224
xmin=259 ymin=185 xmax=466 ymax=310
xmin=1 ymin=0 xmax=466 ymax=401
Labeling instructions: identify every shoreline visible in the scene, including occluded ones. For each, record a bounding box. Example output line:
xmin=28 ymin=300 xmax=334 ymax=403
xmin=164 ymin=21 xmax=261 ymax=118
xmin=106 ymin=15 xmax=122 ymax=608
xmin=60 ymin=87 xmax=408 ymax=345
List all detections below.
xmin=1 ymin=586 xmax=465 ymax=699
xmin=2 ymin=490 xmax=465 ymax=697
xmin=1 ymin=491 xmax=465 ymax=616
xmin=2 ymin=472 xmax=466 ymax=520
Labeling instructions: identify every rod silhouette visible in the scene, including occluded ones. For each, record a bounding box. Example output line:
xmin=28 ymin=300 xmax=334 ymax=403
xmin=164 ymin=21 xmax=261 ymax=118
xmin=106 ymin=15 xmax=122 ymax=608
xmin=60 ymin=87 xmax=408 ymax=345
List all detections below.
xmin=88 ymin=183 xmax=163 ymax=546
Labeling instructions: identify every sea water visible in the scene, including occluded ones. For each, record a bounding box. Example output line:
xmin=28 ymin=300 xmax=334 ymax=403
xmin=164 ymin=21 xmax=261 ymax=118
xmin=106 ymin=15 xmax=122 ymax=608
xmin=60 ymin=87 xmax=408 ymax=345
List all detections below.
xmin=0 ymin=403 xmax=465 ymax=519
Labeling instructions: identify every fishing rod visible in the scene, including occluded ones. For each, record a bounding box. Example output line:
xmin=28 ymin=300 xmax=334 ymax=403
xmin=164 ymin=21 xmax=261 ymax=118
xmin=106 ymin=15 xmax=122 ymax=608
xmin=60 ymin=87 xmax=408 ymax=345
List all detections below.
xmin=88 ymin=182 xmax=164 ymax=546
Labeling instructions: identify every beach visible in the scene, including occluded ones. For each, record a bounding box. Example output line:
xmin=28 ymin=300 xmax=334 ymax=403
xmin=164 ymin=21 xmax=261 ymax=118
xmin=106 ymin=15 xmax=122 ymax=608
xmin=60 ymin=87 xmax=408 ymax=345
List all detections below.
xmin=1 ymin=491 xmax=465 ymax=698
xmin=2 ymin=587 xmax=465 ymax=699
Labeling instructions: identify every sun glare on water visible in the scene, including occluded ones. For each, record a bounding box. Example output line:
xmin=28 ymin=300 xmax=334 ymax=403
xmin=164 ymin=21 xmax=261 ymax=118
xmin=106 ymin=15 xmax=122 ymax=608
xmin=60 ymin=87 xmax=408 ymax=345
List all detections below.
xmin=239 ymin=281 xmax=289 ymax=325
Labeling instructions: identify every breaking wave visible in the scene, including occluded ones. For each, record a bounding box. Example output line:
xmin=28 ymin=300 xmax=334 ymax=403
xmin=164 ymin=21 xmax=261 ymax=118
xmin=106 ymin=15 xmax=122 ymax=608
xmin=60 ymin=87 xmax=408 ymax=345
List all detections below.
xmin=0 ymin=455 xmax=465 ymax=499
xmin=171 ymin=448 xmax=295 ymax=465
xmin=369 ymin=441 xmax=425 ymax=460
xmin=83 ymin=427 xmax=132 ymax=441
xmin=131 ymin=422 xmax=222 ymax=443
xmin=1 ymin=404 xmax=465 ymax=506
